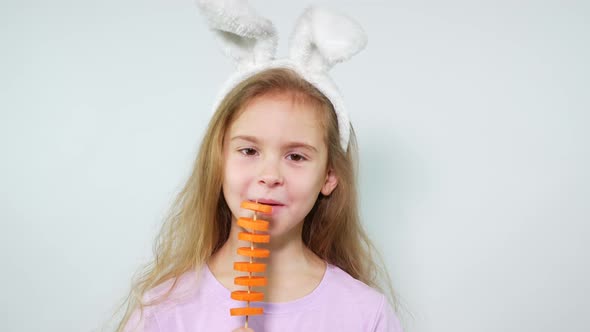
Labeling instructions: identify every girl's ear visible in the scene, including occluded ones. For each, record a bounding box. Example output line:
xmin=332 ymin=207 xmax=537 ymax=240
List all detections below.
xmin=321 ymin=168 xmax=338 ymax=196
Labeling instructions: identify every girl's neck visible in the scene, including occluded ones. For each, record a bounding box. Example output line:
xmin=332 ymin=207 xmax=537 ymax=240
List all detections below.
xmin=207 ymin=219 xmax=326 ymax=302
xmin=210 ymin=219 xmax=325 ymax=274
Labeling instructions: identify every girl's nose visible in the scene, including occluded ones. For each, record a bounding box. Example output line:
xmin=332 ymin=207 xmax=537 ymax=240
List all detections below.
xmin=258 ymin=161 xmax=283 ymax=187
xmin=258 ymin=174 xmax=283 ymax=187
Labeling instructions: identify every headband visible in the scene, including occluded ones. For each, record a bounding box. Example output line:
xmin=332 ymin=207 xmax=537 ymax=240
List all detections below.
xmin=197 ymin=0 xmax=367 ymax=150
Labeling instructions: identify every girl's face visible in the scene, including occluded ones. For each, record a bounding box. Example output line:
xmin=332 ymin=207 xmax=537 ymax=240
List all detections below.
xmin=222 ymin=92 xmax=338 ymax=240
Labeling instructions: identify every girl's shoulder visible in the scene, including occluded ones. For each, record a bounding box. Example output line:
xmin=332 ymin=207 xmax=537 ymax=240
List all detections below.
xmin=122 ymin=268 xmax=206 ymax=331
xmin=143 ymin=269 xmax=202 ymax=307
xmin=320 ymin=264 xmax=403 ymax=331
xmin=323 ymin=264 xmax=384 ymax=302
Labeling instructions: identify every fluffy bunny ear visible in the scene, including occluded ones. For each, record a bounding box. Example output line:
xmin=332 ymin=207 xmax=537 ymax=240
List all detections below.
xmin=289 ymin=6 xmax=367 ymax=73
xmin=197 ymin=0 xmax=278 ymax=70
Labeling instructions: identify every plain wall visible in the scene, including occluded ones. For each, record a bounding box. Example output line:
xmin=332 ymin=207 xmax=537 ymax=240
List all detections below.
xmin=1 ymin=0 xmax=588 ymax=331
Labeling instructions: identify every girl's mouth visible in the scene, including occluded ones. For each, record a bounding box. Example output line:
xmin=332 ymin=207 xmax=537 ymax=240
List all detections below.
xmin=251 ymin=199 xmax=284 ymax=206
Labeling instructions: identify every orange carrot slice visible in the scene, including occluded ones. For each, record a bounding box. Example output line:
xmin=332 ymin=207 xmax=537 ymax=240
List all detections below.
xmin=234 ymin=262 xmax=266 ymax=272
xmin=230 ymin=307 xmax=264 ymax=316
xmin=231 ymin=290 xmax=264 ymax=302
xmin=238 ymin=232 xmax=270 ymax=243
xmin=237 ymin=217 xmax=269 ymax=231
xmin=241 ymin=201 xmax=273 ymax=214
xmin=237 ymin=247 xmax=270 ymax=258
xmin=234 ymin=276 xmax=267 ymax=287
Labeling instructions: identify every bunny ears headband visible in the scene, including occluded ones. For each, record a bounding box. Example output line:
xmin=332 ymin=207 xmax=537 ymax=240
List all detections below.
xmin=197 ymin=0 xmax=367 ymax=150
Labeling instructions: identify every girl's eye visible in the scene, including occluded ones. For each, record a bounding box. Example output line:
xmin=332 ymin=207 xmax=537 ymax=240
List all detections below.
xmin=287 ymin=153 xmax=307 ymax=162
xmin=239 ymin=148 xmax=258 ymax=156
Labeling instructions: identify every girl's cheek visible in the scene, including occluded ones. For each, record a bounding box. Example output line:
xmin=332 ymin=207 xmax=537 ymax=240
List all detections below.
xmin=227 ymin=157 xmax=257 ymax=179
xmin=232 ymin=157 xmax=257 ymax=172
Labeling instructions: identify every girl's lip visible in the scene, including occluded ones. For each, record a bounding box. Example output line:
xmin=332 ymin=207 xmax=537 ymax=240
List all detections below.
xmin=250 ymin=198 xmax=284 ymax=206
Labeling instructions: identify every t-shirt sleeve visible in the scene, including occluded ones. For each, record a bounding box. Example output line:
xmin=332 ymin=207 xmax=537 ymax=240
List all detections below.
xmin=123 ymin=308 xmax=161 ymax=332
xmin=372 ymin=295 xmax=404 ymax=332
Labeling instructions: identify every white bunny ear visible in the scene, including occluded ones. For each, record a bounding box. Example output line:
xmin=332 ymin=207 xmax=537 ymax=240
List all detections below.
xmin=197 ymin=0 xmax=277 ymax=70
xmin=289 ymin=6 xmax=367 ymax=73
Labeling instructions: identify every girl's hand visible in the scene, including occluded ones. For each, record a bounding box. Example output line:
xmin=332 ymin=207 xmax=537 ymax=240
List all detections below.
xmin=232 ymin=328 xmax=254 ymax=332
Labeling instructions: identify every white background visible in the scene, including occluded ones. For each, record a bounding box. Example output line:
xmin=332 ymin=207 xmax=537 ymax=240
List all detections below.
xmin=1 ymin=0 xmax=589 ymax=331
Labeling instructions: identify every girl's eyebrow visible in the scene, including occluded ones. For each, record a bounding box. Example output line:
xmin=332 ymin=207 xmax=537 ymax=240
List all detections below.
xmin=231 ymin=135 xmax=259 ymax=143
xmin=231 ymin=135 xmax=318 ymax=153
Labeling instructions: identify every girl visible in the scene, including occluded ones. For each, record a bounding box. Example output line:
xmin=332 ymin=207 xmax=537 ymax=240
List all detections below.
xmin=116 ymin=2 xmax=403 ymax=331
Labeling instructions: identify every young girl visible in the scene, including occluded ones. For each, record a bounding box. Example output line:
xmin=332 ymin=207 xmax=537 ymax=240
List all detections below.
xmin=116 ymin=2 xmax=403 ymax=331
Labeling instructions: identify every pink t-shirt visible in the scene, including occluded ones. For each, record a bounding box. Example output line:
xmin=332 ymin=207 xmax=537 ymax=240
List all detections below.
xmin=124 ymin=263 xmax=403 ymax=332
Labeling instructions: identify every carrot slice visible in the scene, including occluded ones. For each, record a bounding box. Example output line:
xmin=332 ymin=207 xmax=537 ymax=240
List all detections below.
xmin=237 ymin=247 xmax=270 ymax=258
xmin=231 ymin=290 xmax=264 ymax=302
xmin=238 ymin=232 xmax=270 ymax=243
xmin=237 ymin=218 xmax=269 ymax=231
xmin=234 ymin=262 xmax=266 ymax=272
xmin=241 ymin=201 xmax=273 ymax=214
xmin=234 ymin=276 xmax=267 ymax=287
xmin=230 ymin=307 xmax=264 ymax=316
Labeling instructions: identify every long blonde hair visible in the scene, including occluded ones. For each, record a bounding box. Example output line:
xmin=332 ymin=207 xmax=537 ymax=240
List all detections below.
xmin=115 ymin=68 xmax=400 ymax=331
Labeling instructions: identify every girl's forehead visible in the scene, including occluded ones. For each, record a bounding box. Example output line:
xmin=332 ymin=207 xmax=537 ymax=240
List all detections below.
xmin=226 ymin=96 xmax=327 ymax=151
xmin=227 ymin=94 xmax=326 ymax=146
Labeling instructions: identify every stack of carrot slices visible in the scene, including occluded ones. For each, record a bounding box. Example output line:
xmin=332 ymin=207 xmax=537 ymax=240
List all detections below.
xmin=230 ymin=201 xmax=272 ymax=319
